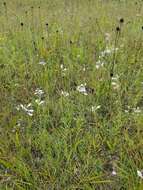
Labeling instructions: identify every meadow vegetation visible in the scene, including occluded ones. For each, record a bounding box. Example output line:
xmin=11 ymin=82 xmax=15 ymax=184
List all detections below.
xmin=0 ymin=0 xmax=143 ymax=189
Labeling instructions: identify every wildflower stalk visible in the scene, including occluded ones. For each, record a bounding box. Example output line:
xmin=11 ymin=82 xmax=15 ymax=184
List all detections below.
xmin=45 ymin=23 xmax=49 ymax=49
xmin=3 ymin=2 xmax=8 ymax=23
xmin=38 ymin=6 xmax=43 ymax=36
xmin=110 ymin=19 xmax=124 ymax=77
xmin=110 ymin=26 xmax=120 ymax=78
xmin=108 ymin=22 xmax=123 ymax=121
xmin=31 ymin=6 xmax=34 ymax=30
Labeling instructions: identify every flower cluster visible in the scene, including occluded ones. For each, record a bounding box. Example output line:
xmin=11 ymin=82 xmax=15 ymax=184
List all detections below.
xmin=61 ymin=90 xmax=69 ymax=97
xmin=34 ymin=88 xmax=45 ymax=105
xmin=16 ymin=88 xmax=45 ymax=116
xmin=91 ymin=105 xmax=101 ymax=112
xmin=124 ymin=106 xmax=142 ymax=114
xmin=38 ymin=60 xmax=46 ymax=65
xmin=96 ymin=47 xmax=119 ymax=69
xmin=16 ymin=103 xmax=34 ymax=116
xmin=111 ymin=75 xmax=120 ymax=90
xmin=76 ymin=83 xmax=88 ymax=95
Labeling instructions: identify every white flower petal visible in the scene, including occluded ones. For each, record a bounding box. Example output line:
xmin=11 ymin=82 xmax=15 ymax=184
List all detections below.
xmin=112 ymin=170 xmax=117 ymax=176
xmin=61 ymin=91 xmax=69 ymax=97
xmin=35 ymin=99 xmax=45 ymax=105
xmin=77 ymin=84 xmax=88 ymax=95
xmin=39 ymin=61 xmax=46 ymax=65
xmin=137 ymin=170 xmax=143 ymax=179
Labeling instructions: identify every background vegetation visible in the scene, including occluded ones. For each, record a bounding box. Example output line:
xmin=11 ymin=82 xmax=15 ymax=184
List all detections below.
xmin=0 ymin=0 xmax=143 ymax=189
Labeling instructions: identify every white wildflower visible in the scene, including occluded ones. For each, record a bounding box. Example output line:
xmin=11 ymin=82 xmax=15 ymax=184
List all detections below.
xmin=27 ymin=103 xmax=32 ymax=108
xmin=61 ymin=91 xmax=69 ymax=97
xmin=96 ymin=60 xmax=105 ymax=69
xmin=101 ymin=49 xmax=112 ymax=56
xmin=96 ymin=47 xmax=118 ymax=69
xmin=111 ymin=75 xmax=119 ymax=81
xmin=112 ymin=170 xmax=117 ymax=176
xmin=16 ymin=120 xmax=21 ymax=127
xmin=60 ymin=64 xmax=67 ymax=71
xmin=91 ymin=105 xmax=101 ymax=112
xmin=34 ymin=88 xmax=45 ymax=106
xmin=111 ymin=75 xmax=120 ymax=90
xmin=137 ymin=170 xmax=143 ymax=179
xmin=83 ymin=67 xmax=86 ymax=71
xmin=100 ymin=47 xmax=118 ymax=58
xmin=133 ymin=107 xmax=141 ymax=113
xmin=60 ymin=64 xmax=64 ymax=69
xmin=77 ymin=83 xmax=88 ymax=95
xmin=34 ymin=88 xmax=44 ymax=97
xmin=27 ymin=112 xmax=33 ymax=117
xmin=12 ymin=127 xmax=16 ymax=133
xmin=35 ymin=99 xmax=45 ymax=105
xmin=17 ymin=104 xmax=34 ymax=117
xmin=39 ymin=61 xmax=46 ymax=65
xmin=111 ymin=81 xmax=119 ymax=89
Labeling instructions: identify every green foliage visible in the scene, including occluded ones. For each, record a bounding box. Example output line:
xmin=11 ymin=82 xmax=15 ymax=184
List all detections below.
xmin=0 ymin=0 xmax=143 ymax=189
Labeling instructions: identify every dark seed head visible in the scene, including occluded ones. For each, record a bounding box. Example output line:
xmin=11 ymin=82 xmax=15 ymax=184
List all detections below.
xmin=110 ymin=73 xmax=113 ymax=77
xmin=46 ymin=23 xmax=48 ymax=26
xmin=41 ymin=37 xmax=44 ymax=40
xmin=120 ymin=18 xmax=124 ymax=23
xmin=3 ymin=2 xmax=6 ymax=6
xmin=116 ymin=26 xmax=120 ymax=32
xmin=20 ymin=22 xmax=24 ymax=26
xmin=142 ymin=26 xmax=143 ymax=30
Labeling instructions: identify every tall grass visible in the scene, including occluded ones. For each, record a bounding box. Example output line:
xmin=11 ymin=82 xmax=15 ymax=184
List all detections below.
xmin=0 ymin=0 xmax=143 ymax=189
